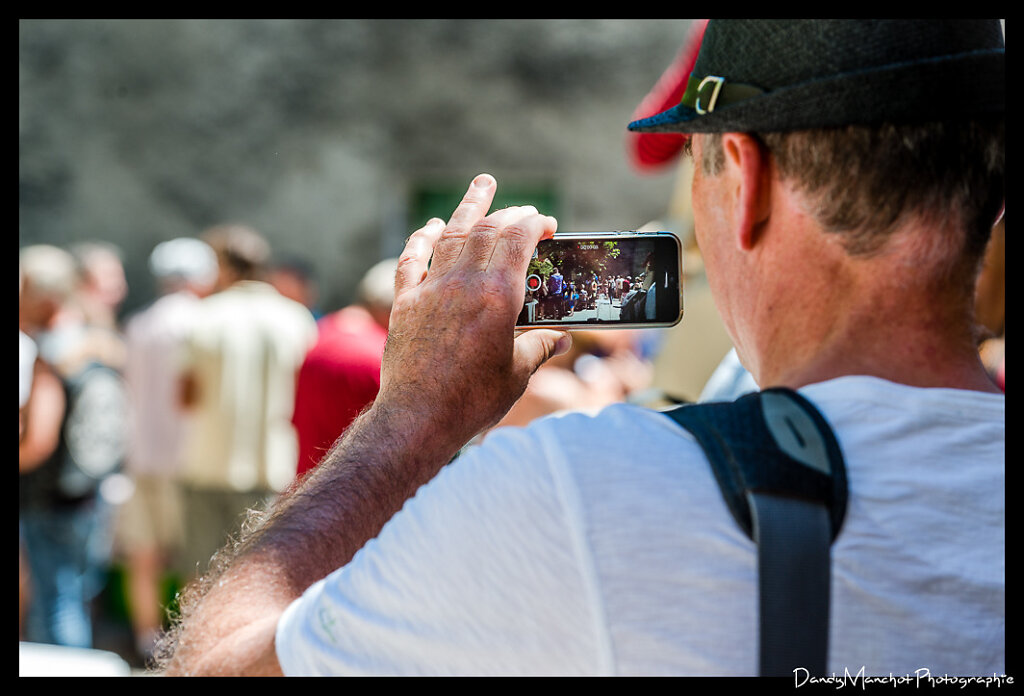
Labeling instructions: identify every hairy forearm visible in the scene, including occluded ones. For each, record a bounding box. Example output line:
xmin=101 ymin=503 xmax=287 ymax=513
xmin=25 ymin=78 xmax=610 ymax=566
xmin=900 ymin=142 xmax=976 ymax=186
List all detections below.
xmin=251 ymin=399 xmax=466 ymax=585
xmin=157 ymin=175 xmax=567 ymax=676
xmin=158 ymin=399 xmax=466 ymax=676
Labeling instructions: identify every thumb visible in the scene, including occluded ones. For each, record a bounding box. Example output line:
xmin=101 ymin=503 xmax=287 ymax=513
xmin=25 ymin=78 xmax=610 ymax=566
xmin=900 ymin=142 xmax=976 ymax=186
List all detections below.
xmin=513 ymin=329 xmax=573 ymax=381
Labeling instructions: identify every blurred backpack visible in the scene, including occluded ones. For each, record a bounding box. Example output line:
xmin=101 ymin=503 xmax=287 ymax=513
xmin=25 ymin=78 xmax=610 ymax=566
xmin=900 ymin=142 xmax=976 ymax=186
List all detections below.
xmin=20 ymin=360 xmax=128 ymax=508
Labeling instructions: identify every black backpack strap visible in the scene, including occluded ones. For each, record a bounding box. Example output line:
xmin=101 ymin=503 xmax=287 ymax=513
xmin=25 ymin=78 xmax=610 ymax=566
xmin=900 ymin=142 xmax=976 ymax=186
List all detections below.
xmin=663 ymin=387 xmax=848 ymax=677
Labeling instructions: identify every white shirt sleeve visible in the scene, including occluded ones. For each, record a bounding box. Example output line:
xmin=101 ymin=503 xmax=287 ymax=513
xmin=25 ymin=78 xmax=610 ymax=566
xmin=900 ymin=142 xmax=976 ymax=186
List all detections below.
xmin=274 ymin=421 xmax=605 ymax=676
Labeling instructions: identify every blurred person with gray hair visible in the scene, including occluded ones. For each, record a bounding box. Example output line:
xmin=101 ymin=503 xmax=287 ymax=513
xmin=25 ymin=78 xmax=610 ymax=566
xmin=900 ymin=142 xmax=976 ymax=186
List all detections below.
xmin=114 ymin=237 xmax=218 ymax=664
xmin=174 ymin=224 xmax=317 ymax=586
xmin=291 ymin=258 xmax=398 ymax=479
xmin=70 ymin=241 xmax=128 ymax=333
xmin=20 ymin=245 xmax=86 ymax=373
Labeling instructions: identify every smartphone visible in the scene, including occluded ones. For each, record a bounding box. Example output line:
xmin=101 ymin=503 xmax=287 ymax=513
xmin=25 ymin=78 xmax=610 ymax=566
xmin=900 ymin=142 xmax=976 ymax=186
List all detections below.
xmin=517 ymin=231 xmax=683 ymax=329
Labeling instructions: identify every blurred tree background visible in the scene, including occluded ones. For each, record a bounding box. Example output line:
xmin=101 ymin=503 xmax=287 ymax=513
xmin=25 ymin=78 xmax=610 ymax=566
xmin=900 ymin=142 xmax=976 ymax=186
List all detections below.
xmin=20 ymin=19 xmax=694 ymax=317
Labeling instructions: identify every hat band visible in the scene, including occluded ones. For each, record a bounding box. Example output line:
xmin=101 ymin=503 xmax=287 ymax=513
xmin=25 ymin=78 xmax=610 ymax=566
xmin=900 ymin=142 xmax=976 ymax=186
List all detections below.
xmin=680 ymin=74 xmax=764 ymax=114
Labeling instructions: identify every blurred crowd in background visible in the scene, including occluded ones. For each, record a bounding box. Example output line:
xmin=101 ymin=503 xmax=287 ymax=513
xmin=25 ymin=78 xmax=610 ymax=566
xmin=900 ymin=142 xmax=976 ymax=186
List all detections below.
xmin=18 ymin=225 xmax=385 ymax=668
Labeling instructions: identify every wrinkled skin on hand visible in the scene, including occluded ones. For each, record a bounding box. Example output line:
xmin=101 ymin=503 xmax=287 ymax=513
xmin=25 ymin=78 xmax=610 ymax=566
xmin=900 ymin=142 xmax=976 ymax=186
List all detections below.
xmin=377 ymin=174 xmax=572 ymax=447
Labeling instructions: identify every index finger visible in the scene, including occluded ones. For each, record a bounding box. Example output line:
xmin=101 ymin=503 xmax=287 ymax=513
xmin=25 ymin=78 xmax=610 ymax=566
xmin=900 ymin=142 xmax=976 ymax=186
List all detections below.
xmin=427 ymin=174 xmax=497 ymax=277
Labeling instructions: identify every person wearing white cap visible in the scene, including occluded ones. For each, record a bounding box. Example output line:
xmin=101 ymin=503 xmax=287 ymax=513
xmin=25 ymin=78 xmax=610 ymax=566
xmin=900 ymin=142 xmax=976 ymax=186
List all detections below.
xmin=115 ymin=237 xmax=218 ymax=664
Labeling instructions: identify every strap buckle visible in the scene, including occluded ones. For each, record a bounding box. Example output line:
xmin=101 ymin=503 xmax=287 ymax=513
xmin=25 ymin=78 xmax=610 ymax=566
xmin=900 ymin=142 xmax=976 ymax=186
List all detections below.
xmin=695 ymin=75 xmax=726 ymax=115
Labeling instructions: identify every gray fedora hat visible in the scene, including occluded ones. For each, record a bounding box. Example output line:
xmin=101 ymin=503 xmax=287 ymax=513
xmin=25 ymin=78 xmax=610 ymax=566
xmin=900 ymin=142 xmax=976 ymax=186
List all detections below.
xmin=628 ymin=19 xmax=1004 ymax=134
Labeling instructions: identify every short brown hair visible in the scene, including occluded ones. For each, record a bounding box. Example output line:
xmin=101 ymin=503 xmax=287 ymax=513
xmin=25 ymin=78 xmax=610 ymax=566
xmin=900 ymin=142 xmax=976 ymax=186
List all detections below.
xmin=694 ymin=118 xmax=1005 ymax=268
xmin=202 ymin=224 xmax=271 ymax=281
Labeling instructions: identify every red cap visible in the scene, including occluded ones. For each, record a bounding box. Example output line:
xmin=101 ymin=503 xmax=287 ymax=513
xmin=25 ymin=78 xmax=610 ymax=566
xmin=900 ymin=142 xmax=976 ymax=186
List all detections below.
xmin=626 ymin=19 xmax=708 ymax=172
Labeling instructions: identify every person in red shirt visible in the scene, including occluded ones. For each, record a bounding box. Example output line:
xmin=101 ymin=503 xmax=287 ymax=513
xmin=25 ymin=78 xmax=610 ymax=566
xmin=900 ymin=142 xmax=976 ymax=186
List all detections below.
xmin=291 ymin=258 xmax=397 ymax=478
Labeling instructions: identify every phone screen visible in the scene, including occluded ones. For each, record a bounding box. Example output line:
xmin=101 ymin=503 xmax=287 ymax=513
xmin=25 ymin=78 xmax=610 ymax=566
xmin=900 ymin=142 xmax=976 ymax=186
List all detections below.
xmin=517 ymin=232 xmax=683 ymax=328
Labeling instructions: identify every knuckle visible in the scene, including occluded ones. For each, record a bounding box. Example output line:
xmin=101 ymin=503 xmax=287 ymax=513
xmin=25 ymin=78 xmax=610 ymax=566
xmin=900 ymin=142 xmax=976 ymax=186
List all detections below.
xmin=437 ymin=225 xmax=472 ymax=243
xmin=471 ymin=218 xmax=502 ymax=237
xmin=395 ymin=253 xmax=421 ymax=271
xmin=497 ymin=222 xmax=533 ymax=263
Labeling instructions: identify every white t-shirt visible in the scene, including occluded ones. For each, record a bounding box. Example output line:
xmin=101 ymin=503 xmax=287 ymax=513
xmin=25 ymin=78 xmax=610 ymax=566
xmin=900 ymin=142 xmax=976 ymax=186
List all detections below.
xmin=275 ymin=376 xmax=1005 ymax=676
xmin=19 ymin=330 xmax=37 ymax=408
xmin=699 ymin=347 xmax=759 ymax=402
xmin=179 ymin=281 xmax=317 ymax=493
xmin=123 ymin=291 xmax=203 ymax=477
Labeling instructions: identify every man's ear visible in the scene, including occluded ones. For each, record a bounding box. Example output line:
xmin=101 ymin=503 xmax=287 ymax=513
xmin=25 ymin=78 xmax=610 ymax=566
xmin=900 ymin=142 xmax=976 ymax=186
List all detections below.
xmin=721 ymin=133 xmax=772 ymax=251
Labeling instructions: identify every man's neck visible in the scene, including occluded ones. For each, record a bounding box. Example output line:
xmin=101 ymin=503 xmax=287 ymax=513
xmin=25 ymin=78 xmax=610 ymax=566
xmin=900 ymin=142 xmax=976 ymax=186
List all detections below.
xmin=762 ymin=318 xmax=1000 ymax=394
xmin=745 ymin=229 xmax=999 ymax=394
